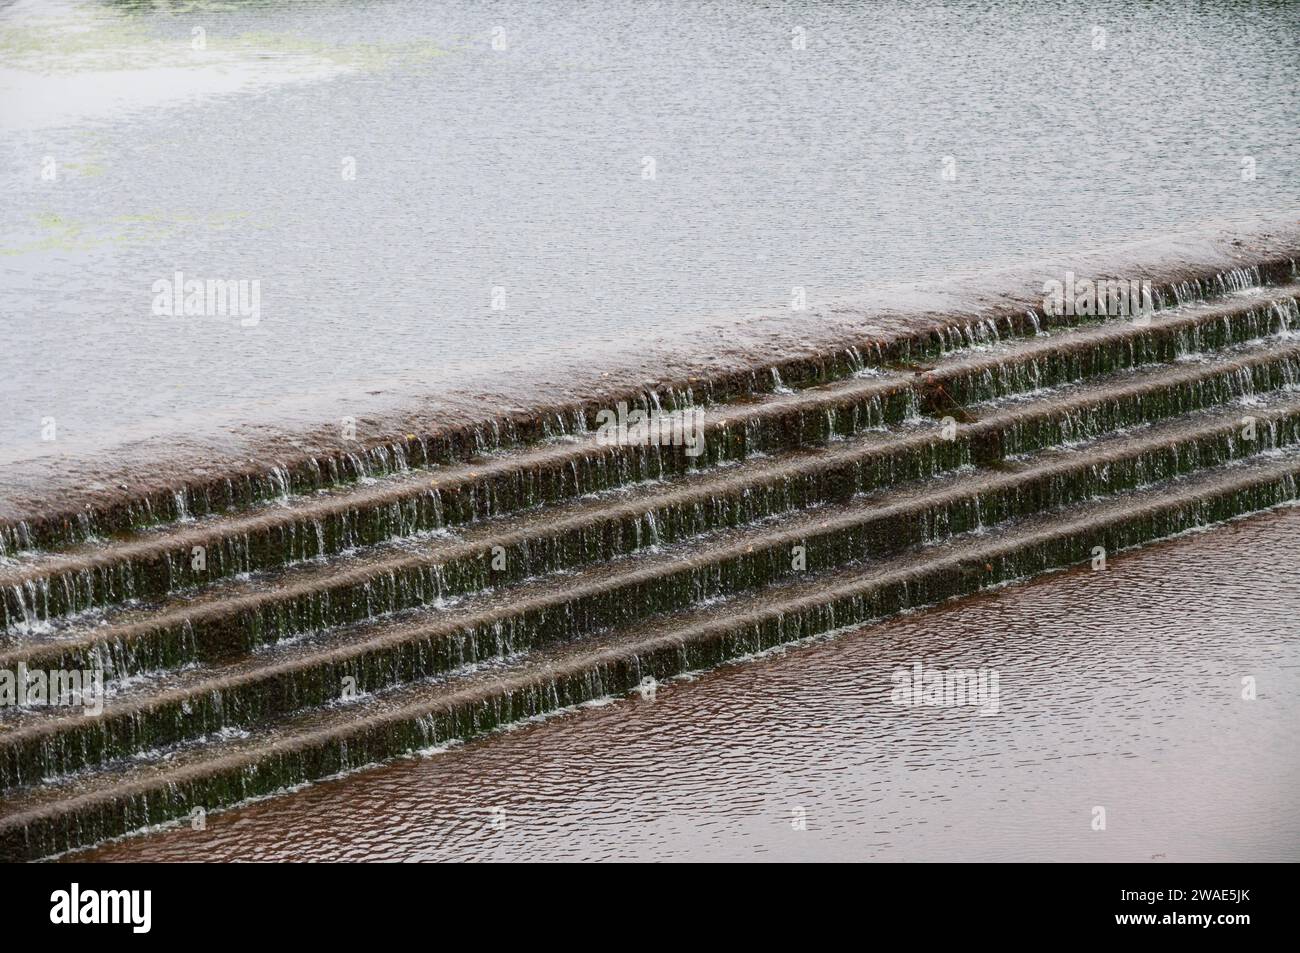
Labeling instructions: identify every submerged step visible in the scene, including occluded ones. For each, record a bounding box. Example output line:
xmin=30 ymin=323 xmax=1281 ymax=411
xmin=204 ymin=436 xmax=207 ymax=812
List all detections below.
xmin=4 ymin=444 xmax=1300 ymax=861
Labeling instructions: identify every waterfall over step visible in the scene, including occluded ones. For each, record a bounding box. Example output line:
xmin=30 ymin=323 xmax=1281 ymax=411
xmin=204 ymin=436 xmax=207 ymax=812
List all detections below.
xmin=2 ymin=223 xmax=1300 ymax=861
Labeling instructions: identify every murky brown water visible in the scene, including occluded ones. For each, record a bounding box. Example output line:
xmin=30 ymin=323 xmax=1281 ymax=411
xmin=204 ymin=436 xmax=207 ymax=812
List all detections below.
xmin=72 ymin=504 xmax=1300 ymax=862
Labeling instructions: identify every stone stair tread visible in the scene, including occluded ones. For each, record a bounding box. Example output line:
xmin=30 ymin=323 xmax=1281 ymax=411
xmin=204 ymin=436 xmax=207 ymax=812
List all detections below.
xmin=4 ymin=423 xmax=1300 ymax=761
xmin=4 ymin=441 xmax=1300 ymax=833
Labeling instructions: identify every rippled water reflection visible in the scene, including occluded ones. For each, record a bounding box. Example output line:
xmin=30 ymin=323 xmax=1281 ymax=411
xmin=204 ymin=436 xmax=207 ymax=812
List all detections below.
xmin=2 ymin=0 xmax=1299 ymax=459
xmin=73 ymin=505 xmax=1300 ymax=862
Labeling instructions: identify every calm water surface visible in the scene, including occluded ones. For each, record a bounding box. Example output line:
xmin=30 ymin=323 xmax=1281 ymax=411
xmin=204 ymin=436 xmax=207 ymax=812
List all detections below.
xmin=2 ymin=0 xmax=1299 ymax=459
xmin=74 ymin=504 xmax=1300 ymax=862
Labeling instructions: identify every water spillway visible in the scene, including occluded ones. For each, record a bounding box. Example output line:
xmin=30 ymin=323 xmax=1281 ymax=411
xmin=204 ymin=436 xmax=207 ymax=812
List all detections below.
xmin=2 ymin=227 xmax=1300 ymax=860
